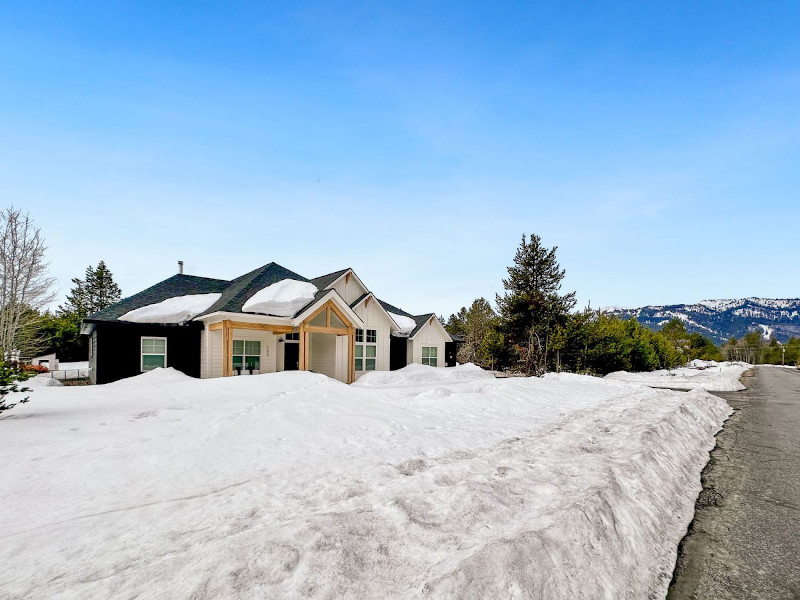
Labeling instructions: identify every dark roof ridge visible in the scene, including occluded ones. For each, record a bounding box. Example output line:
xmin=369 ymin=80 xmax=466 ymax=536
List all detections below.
xmin=310 ymin=267 xmax=352 ymax=290
xmin=198 ymin=262 xmax=309 ymax=317
xmin=377 ymin=298 xmax=413 ymax=318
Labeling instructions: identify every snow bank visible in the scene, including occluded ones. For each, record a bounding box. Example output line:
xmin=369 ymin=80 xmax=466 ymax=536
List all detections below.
xmin=605 ymin=361 xmax=750 ymax=391
xmin=57 ymin=361 xmax=89 ymax=371
xmin=0 ymin=368 xmax=730 ymax=599
xmin=354 ymin=362 xmax=494 ymax=388
xmin=23 ymin=375 xmax=63 ymax=388
xmin=242 ymin=279 xmax=317 ymax=316
xmin=389 ymin=312 xmax=416 ymax=335
xmin=118 ymin=293 xmax=221 ymax=323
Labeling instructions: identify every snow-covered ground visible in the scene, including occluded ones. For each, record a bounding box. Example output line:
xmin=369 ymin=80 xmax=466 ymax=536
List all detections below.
xmin=605 ymin=360 xmax=750 ymax=392
xmin=1 ymin=364 xmax=730 ymax=599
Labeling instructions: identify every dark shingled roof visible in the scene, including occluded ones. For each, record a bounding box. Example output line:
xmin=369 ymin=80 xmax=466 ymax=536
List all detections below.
xmin=197 ymin=262 xmax=309 ymax=317
xmin=85 ymin=274 xmax=229 ymax=322
xmin=377 ymin=299 xmax=413 ymax=318
xmin=84 ymin=263 xmax=443 ymax=331
xmin=290 ymin=288 xmax=337 ymax=319
xmin=309 ymin=268 xmax=350 ymax=291
xmin=350 ymin=292 xmax=371 ymax=308
xmin=409 ymin=313 xmax=436 ymax=338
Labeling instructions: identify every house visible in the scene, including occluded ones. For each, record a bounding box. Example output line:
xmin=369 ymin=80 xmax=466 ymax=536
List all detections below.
xmin=81 ymin=262 xmax=455 ymax=384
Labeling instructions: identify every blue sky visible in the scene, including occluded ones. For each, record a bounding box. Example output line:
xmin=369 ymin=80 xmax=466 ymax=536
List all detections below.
xmin=2 ymin=1 xmax=798 ymax=317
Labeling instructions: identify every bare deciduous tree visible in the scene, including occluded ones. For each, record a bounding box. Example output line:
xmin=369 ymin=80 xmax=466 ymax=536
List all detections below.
xmin=0 ymin=208 xmax=55 ymax=359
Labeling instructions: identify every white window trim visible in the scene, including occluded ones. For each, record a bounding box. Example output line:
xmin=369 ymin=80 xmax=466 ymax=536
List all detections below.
xmin=355 ymin=328 xmax=378 ymax=372
xmin=422 ymin=346 xmax=438 ymax=367
xmin=232 ymin=338 xmax=262 ymax=373
xmin=141 ymin=336 xmax=167 ymax=372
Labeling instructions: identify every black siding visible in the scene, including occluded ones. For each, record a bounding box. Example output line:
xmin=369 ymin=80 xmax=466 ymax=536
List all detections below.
xmin=445 ymin=341 xmax=460 ymax=367
xmin=390 ymin=337 xmax=408 ymax=371
xmin=92 ymin=321 xmax=203 ymax=384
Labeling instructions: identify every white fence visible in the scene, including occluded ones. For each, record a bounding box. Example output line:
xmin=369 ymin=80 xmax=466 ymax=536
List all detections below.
xmin=48 ymin=368 xmax=91 ymax=380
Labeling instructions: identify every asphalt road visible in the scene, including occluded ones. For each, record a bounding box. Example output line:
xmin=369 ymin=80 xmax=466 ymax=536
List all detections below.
xmin=668 ymin=366 xmax=800 ymax=599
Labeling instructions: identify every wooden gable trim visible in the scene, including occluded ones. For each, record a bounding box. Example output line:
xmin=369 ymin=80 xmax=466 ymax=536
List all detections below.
xmin=298 ymin=299 xmax=357 ymax=383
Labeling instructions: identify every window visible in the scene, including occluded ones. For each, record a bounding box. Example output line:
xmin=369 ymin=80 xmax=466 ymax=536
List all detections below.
xmin=422 ymin=346 xmax=438 ymax=366
xmin=141 ymin=337 xmax=167 ymax=371
xmin=284 ymin=332 xmax=299 ymax=341
xmin=355 ymin=329 xmax=377 ymax=371
xmin=233 ymin=340 xmax=261 ymax=372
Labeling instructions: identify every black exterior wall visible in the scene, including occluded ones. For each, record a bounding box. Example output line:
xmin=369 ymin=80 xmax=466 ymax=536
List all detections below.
xmin=390 ymin=336 xmax=408 ymax=371
xmin=90 ymin=321 xmax=203 ymax=384
xmin=445 ymin=341 xmax=460 ymax=367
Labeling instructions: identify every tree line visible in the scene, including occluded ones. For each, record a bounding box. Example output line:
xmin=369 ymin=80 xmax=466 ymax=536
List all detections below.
xmin=0 ymin=207 xmax=121 ymax=363
xmin=722 ymin=332 xmax=800 ymax=366
xmin=444 ymin=234 xmax=724 ymax=376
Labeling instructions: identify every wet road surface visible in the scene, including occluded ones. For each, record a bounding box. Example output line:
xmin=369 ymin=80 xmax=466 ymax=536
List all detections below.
xmin=668 ymin=366 xmax=800 ymax=599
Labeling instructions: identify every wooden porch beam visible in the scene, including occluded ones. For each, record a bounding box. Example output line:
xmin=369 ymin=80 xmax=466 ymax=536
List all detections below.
xmin=329 ymin=302 xmax=353 ymax=330
xmin=227 ymin=322 xmax=294 ymax=334
xmin=222 ymin=320 xmax=233 ymax=376
xmin=305 ymin=325 xmax=350 ymax=335
xmin=299 ymin=323 xmax=308 ymax=371
xmin=348 ymin=327 xmax=355 ymax=384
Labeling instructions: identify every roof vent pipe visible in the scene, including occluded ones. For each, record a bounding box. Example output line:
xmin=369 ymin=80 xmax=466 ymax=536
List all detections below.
xmin=178 ymin=260 xmax=184 ymax=274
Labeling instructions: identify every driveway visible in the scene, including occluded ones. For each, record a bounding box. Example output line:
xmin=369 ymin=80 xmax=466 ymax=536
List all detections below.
xmin=668 ymin=366 xmax=800 ymax=599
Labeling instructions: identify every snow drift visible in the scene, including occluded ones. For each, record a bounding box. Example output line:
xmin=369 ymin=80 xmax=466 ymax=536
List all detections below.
xmin=242 ymin=279 xmax=317 ymax=316
xmin=605 ymin=360 xmax=750 ymax=391
xmin=118 ymin=293 xmax=221 ymax=323
xmin=0 ymin=365 xmax=730 ymax=599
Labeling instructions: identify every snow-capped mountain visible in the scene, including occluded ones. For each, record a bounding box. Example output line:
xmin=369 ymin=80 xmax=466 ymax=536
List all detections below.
xmin=604 ymin=298 xmax=800 ymax=344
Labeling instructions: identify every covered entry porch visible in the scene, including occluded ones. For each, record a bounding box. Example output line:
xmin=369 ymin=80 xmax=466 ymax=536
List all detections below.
xmin=205 ymin=299 xmax=359 ymax=383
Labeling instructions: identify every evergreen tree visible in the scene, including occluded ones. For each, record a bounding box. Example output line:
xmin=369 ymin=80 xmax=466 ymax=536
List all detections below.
xmin=0 ymin=361 xmax=33 ymax=414
xmin=444 ymin=307 xmax=468 ymax=339
xmin=59 ymin=261 xmax=121 ymax=318
xmin=456 ymin=298 xmax=498 ymax=367
xmin=496 ymin=234 xmax=576 ymax=375
xmin=51 ymin=261 xmax=121 ymax=361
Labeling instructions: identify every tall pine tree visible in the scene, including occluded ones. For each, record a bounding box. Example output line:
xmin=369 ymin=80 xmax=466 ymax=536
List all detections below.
xmin=59 ymin=261 xmax=121 ymax=318
xmin=496 ymin=234 xmax=576 ymax=375
xmin=50 ymin=261 xmax=122 ymax=361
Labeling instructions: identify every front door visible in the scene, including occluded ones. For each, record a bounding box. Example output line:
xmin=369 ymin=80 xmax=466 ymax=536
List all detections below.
xmin=284 ymin=343 xmax=299 ymax=371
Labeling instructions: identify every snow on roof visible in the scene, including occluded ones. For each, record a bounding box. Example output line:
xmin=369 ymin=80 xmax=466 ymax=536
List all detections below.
xmin=241 ymin=279 xmax=318 ymax=317
xmin=118 ymin=293 xmax=222 ymax=324
xmin=389 ymin=312 xmax=416 ymax=335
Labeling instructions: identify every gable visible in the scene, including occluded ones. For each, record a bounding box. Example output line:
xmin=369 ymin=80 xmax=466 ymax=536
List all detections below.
xmin=410 ymin=314 xmax=452 ymax=342
xmin=353 ymin=295 xmax=396 ymax=331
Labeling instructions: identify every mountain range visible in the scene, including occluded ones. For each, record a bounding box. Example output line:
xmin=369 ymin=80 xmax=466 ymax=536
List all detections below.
xmin=604 ymin=298 xmax=800 ymax=344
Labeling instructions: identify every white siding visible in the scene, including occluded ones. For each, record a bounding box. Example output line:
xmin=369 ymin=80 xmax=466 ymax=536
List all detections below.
xmin=277 ymin=338 xmax=285 ymax=372
xmin=330 ymin=274 xmax=368 ymax=305
xmin=309 ymin=332 xmax=336 ymax=379
xmin=209 ymin=329 xmax=223 ymax=378
xmin=204 ymin=327 xmax=277 ymax=378
xmin=410 ymin=319 xmax=450 ymax=367
xmin=232 ymin=328 xmax=277 ymax=374
xmin=353 ymin=299 xmax=393 ymax=376
xmin=334 ymin=336 xmax=348 ymax=382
